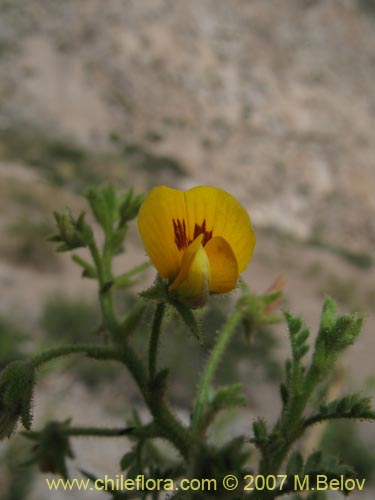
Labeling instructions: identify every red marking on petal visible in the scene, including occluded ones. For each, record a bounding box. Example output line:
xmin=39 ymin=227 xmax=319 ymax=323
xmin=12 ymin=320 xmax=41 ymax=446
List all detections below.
xmin=173 ymin=218 xmax=213 ymax=251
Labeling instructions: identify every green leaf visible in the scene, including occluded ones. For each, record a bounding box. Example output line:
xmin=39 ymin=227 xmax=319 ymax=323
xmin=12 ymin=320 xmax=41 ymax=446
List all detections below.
xmin=115 ymin=261 xmax=152 ymax=288
xmin=150 ymin=369 xmax=170 ymax=399
xmin=199 ymin=384 xmax=247 ymax=431
xmin=280 ymin=383 xmax=289 ymax=405
xmin=171 ymin=300 xmax=202 ymax=342
xmin=315 ymin=297 xmax=363 ymax=354
xmin=284 ymin=311 xmax=310 ymax=362
xmin=210 ymin=384 xmax=247 ymax=410
xmin=319 ymin=296 xmax=337 ymax=335
xmin=217 ymin=436 xmax=250 ymax=471
xmin=71 ymin=254 xmax=97 ymax=279
xmin=119 ymin=303 xmax=147 ymax=339
xmin=304 ymin=451 xmax=323 ymax=473
xmin=316 ymin=394 xmax=375 ymax=421
xmin=140 ymin=279 xmax=168 ymax=301
xmin=120 ymin=451 xmax=136 ymax=471
xmin=251 ymin=418 xmax=268 ymax=447
xmin=303 ymin=450 xmax=355 ymax=479
xmin=127 ymin=462 xmax=142 ymax=480
xmin=110 ymin=226 xmax=127 ymax=254
xmin=287 ymin=451 xmax=304 ymax=475
xmin=119 ymin=189 xmax=145 ymax=225
xmin=0 ymin=361 xmax=36 ymax=437
xmin=332 ymin=314 xmax=362 ymax=350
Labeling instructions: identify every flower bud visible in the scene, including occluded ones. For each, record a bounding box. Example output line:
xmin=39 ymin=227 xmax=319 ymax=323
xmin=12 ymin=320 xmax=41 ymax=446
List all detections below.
xmin=28 ymin=421 xmax=74 ymax=479
xmin=0 ymin=361 xmax=35 ymax=440
xmin=50 ymin=210 xmax=93 ymax=251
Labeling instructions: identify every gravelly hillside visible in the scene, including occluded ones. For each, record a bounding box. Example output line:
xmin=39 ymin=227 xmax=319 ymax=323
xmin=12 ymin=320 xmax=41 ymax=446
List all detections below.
xmin=0 ymin=3 xmax=374 ymax=497
xmin=0 ymin=0 xmax=374 ymax=251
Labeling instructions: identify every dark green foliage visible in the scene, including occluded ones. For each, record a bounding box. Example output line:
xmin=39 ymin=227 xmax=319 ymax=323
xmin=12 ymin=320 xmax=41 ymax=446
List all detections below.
xmin=310 ymin=394 xmax=375 ymax=422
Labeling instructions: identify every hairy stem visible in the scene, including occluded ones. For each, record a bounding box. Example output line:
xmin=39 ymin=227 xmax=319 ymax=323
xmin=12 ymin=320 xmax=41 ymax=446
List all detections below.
xmin=251 ymin=363 xmax=325 ymax=499
xmin=149 ymin=302 xmax=166 ymax=380
xmin=191 ymin=304 xmax=245 ymax=436
xmin=89 ymin=231 xmax=190 ymax=459
xmin=120 ymin=339 xmax=190 ymax=460
xmin=31 ymin=345 xmax=120 ymax=369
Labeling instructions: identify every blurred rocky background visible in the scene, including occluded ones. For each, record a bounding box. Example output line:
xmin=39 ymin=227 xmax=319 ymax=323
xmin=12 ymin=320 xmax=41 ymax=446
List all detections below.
xmin=0 ymin=0 xmax=374 ymax=499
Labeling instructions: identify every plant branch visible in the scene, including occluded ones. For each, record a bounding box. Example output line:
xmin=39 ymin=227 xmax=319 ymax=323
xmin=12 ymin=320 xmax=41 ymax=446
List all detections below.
xmin=148 ymin=302 xmax=166 ymax=380
xmin=119 ymin=340 xmax=190 ymax=460
xmin=31 ymin=344 xmax=120 ymax=369
xmin=191 ymin=304 xmax=245 ymax=437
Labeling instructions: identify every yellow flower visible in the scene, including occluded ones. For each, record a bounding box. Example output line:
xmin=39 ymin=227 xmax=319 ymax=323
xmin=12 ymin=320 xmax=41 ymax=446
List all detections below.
xmin=137 ymin=186 xmax=256 ymax=308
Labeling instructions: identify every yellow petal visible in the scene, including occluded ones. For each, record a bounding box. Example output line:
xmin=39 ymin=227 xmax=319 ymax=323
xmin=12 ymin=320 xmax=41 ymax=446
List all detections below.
xmin=204 ymin=236 xmax=238 ymax=293
xmin=137 ymin=186 xmax=187 ymax=279
xmin=185 ymin=186 xmax=256 ymax=272
xmin=169 ymin=235 xmax=210 ymax=308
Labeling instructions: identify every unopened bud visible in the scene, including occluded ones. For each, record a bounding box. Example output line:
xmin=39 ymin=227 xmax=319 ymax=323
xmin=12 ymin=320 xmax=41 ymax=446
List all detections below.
xmin=0 ymin=361 xmax=35 ymax=439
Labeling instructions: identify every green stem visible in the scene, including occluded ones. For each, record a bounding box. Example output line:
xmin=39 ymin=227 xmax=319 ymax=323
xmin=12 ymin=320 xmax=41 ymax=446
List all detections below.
xmin=25 ymin=426 xmax=134 ymax=439
xmin=64 ymin=426 xmax=135 ymax=437
xmin=89 ymin=229 xmax=190 ymax=459
xmin=149 ymin=302 xmax=166 ymax=380
xmin=120 ymin=340 xmax=190 ymax=460
xmin=31 ymin=344 xmax=120 ymax=369
xmin=191 ymin=304 xmax=245 ymax=436
xmin=64 ymin=423 xmax=162 ymax=439
xmin=102 ymin=229 xmax=114 ymax=281
xmin=89 ymin=238 xmax=118 ymax=338
xmin=251 ymin=365 xmax=325 ymax=499
xmin=89 ymin=240 xmax=104 ymax=287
